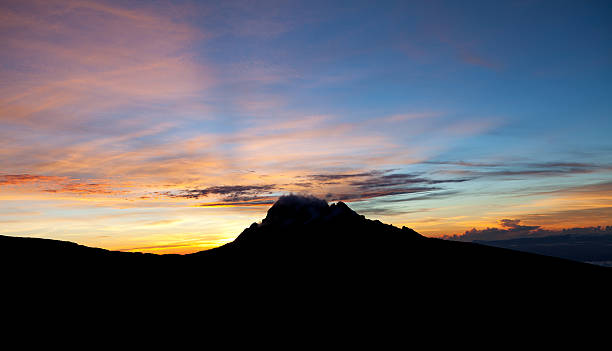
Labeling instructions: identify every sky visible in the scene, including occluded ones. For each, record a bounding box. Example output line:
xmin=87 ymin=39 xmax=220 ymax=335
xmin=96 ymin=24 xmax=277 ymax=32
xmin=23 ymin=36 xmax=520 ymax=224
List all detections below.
xmin=1 ymin=0 xmax=611 ymax=254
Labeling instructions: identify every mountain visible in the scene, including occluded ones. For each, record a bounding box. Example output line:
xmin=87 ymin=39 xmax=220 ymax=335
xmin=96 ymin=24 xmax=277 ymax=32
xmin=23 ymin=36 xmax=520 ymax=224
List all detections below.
xmin=190 ymin=196 xmax=609 ymax=280
xmin=4 ymin=195 xmax=606 ymax=343
xmin=2 ymin=195 xmax=609 ymax=305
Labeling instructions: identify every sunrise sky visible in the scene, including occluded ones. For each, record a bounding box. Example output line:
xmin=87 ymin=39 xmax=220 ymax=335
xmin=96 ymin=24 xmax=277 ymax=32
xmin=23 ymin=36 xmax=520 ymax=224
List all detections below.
xmin=1 ymin=0 xmax=611 ymax=254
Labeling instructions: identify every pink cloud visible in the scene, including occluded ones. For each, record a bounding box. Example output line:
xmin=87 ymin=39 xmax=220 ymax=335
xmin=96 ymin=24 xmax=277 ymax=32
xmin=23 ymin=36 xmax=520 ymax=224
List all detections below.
xmin=0 ymin=0 xmax=212 ymax=128
xmin=0 ymin=173 xmax=126 ymax=195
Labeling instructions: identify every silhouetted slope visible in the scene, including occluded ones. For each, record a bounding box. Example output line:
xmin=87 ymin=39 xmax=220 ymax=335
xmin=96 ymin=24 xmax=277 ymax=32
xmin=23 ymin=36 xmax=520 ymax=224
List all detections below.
xmin=0 ymin=234 xmax=182 ymax=285
xmin=197 ymin=196 xmax=420 ymax=258
xmin=190 ymin=196 xmax=608 ymax=286
xmin=2 ymin=195 xmax=609 ymax=292
xmin=4 ymin=195 xmax=607 ymax=339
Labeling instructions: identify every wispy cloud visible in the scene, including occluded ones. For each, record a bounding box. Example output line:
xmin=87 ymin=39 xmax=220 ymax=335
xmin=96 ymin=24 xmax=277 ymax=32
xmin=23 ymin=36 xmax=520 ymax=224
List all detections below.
xmin=0 ymin=174 xmax=67 ymax=185
xmin=1 ymin=0 xmax=210 ymax=131
xmin=162 ymin=184 xmax=277 ymax=200
xmin=146 ymin=168 xmax=472 ymax=207
xmin=197 ymin=198 xmax=277 ymax=208
xmin=430 ymin=160 xmax=612 ymax=179
xmin=1 ymin=173 xmax=124 ymax=195
xmin=348 ymin=173 xmax=470 ymax=188
xmin=307 ymin=171 xmax=386 ymax=183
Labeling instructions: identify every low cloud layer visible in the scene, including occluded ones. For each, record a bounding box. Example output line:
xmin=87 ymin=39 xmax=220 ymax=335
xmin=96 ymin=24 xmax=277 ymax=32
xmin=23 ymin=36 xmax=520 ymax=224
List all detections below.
xmin=443 ymin=219 xmax=612 ymax=242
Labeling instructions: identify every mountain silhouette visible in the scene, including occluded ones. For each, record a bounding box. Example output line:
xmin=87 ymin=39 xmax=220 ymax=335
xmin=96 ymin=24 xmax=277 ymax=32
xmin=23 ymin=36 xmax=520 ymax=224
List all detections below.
xmin=197 ymin=195 xmax=421 ymax=259
xmin=2 ymin=195 xmax=609 ymax=310
xmin=188 ymin=196 xmax=608 ymax=282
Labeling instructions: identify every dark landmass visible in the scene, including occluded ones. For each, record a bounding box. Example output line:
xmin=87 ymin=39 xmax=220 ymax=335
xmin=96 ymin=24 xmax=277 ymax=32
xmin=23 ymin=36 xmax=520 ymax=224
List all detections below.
xmin=2 ymin=195 xmax=609 ymax=310
xmin=476 ymin=234 xmax=612 ymax=267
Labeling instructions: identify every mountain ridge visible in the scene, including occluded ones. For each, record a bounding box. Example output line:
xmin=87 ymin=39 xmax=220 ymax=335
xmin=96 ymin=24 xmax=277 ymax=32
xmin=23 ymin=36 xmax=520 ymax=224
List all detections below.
xmin=2 ymin=195 xmax=609 ymax=293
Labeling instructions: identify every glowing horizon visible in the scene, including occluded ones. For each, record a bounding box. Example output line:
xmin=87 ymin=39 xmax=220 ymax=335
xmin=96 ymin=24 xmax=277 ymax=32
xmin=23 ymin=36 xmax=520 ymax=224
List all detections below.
xmin=1 ymin=0 xmax=611 ymax=254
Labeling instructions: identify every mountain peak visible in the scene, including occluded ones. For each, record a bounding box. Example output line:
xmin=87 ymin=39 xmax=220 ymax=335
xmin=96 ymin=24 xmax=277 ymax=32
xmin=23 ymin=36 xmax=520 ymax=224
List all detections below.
xmin=260 ymin=195 xmax=361 ymax=228
xmin=262 ymin=194 xmax=336 ymax=227
xmin=230 ymin=194 xmax=419 ymax=250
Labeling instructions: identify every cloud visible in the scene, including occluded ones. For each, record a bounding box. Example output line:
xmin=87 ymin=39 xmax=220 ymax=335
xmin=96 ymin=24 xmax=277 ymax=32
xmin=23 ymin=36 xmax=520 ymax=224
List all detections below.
xmin=162 ymin=184 xmax=277 ymax=200
xmin=498 ymin=219 xmax=540 ymax=231
xmin=348 ymin=173 xmax=428 ymax=188
xmin=531 ymin=181 xmax=612 ymax=197
xmin=349 ymin=173 xmax=471 ymax=188
xmin=306 ymin=170 xmax=470 ymax=188
xmin=197 ymin=199 xmax=276 ymax=207
xmin=478 ymin=169 xmax=596 ymax=177
xmin=0 ymin=174 xmax=67 ymax=186
xmin=307 ymin=171 xmax=387 ymax=183
xmin=44 ymin=182 xmax=121 ymax=195
xmin=0 ymin=173 xmax=123 ymax=195
xmin=266 ymin=194 xmax=328 ymax=211
xmin=0 ymin=0 xmax=210 ymax=130
xmin=304 ymin=171 xmax=469 ymax=204
xmin=442 ymin=219 xmax=538 ymax=242
xmin=530 ymin=162 xmax=601 ymax=168
xmin=424 ymin=161 xmax=504 ymax=167
xmin=520 ymin=207 xmax=612 ymax=228
xmin=324 ymin=187 xmax=442 ymax=202
xmin=150 ymin=184 xmax=283 ymax=207
xmin=443 ymin=217 xmax=612 ymax=242
xmin=379 ymin=190 xmax=460 ymax=203
xmin=148 ymin=167 xmax=470 ymax=207
xmin=353 ymin=207 xmax=433 ymax=216
xmin=393 ymin=2 xmax=503 ymax=71
xmin=429 ymin=160 xmax=612 ymax=179
xmin=499 ymin=219 xmax=521 ymax=228
xmin=2 ymin=88 xmax=495 ymax=202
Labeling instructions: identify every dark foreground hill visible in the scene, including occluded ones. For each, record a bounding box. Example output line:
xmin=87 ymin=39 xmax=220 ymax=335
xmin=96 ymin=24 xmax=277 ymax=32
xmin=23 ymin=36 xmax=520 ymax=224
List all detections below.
xmin=2 ymin=195 xmax=609 ymax=309
xmin=3 ymin=196 xmax=607 ymax=349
